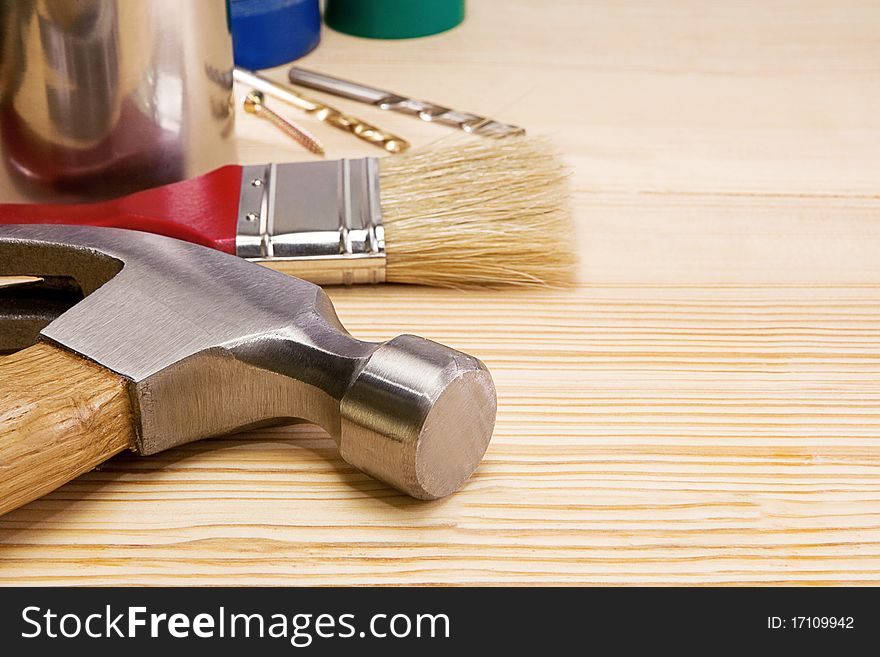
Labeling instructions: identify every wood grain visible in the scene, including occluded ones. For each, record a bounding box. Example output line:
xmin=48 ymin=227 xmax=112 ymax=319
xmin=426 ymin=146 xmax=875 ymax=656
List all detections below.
xmin=2 ymin=0 xmax=880 ymax=585
xmin=0 ymin=276 xmax=41 ymax=289
xmin=0 ymin=343 xmax=136 ymax=517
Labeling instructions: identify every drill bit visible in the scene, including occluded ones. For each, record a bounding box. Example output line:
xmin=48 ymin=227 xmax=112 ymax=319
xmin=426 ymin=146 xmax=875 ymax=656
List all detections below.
xmin=244 ymin=90 xmax=325 ymax=156
xmin=234 ymin=68 xmax=409 ymax=154
xmin=288 ymin=67 xmax=526 ymax=139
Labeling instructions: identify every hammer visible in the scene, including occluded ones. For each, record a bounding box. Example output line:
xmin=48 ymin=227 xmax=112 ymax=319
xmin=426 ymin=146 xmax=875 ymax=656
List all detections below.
xmin=0 ymin=225 xmax=496 ymax=516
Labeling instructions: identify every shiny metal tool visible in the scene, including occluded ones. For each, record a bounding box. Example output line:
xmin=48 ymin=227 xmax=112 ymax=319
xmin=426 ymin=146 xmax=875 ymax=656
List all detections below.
xmin=0 ymin=225 xmax=497 ymax=510
xmin=235 ymin=68 xmax=410 ymax=153
xmin=244 ymin=90 xmax=325 ymax=155
xmin=288 ymin=67 xmax=526 ymax=138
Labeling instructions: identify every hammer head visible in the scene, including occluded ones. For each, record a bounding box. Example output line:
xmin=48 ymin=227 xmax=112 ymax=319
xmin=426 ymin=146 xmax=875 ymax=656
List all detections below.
xmin=0 ymin=225 xmax=496 ymax=499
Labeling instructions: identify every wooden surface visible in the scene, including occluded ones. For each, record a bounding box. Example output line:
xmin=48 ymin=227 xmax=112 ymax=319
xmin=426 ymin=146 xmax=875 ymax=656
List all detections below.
xmin=0 ymin=343 xmax=135 ymax=517
xmin=2 ymin=0 xmax=880 ymax=584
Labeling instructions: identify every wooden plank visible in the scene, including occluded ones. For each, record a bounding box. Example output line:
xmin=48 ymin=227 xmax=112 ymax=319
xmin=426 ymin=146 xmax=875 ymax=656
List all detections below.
xmin=2 ymin=0 xmax=880 ymax=585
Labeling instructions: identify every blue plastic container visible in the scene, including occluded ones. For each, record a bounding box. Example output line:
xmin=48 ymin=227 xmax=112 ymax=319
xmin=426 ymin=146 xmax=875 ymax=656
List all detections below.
xmin=230 ymin=0 xmax=321 ymax=70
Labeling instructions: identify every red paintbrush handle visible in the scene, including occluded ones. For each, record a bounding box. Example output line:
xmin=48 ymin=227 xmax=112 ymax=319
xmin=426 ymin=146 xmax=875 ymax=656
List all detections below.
xmin=0 ymin=165 xmax=244 ymax=254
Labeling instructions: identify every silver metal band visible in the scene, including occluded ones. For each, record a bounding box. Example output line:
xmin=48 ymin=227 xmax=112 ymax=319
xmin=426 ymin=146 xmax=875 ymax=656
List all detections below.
xmin=236 ymin=158 xmax=386 ymax=284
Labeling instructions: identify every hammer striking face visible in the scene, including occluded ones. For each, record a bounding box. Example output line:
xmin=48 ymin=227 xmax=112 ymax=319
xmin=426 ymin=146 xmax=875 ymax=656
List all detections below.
xmin=0 ymin=225 xmax=496 ymax=514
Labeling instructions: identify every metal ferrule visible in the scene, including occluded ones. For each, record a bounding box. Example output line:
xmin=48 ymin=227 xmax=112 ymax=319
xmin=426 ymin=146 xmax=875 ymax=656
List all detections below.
xmin=236 ymin=158 xmax=386 ymax=284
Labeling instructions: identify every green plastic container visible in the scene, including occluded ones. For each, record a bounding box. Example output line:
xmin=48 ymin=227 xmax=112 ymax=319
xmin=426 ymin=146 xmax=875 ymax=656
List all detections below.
xmin=324 ymin=0 xmax=465 ymax=39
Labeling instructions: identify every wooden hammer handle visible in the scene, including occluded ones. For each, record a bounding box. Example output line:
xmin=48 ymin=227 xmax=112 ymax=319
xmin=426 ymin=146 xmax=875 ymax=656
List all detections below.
xmin=0 ymin=342 xmax=136 ymax=517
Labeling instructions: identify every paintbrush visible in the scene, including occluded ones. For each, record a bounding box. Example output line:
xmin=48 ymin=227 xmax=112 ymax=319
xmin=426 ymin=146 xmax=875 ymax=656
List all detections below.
xmin=0 ymin=138 xmax=574 ymax=287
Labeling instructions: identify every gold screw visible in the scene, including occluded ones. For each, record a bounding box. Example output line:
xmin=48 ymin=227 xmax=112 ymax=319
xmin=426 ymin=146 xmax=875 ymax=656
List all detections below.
xmin=244 ymin=90 xmax=325 ymax=156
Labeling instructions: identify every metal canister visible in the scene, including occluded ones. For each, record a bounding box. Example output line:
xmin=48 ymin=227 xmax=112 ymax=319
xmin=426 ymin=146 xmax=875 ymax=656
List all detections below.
xmin=0 ymin=0 xmax=236 ymax=203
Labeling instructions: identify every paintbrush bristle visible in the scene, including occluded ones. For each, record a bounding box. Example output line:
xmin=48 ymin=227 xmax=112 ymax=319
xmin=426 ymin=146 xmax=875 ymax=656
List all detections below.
xmin=378 ymin=137 xmax=576 ymax=287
